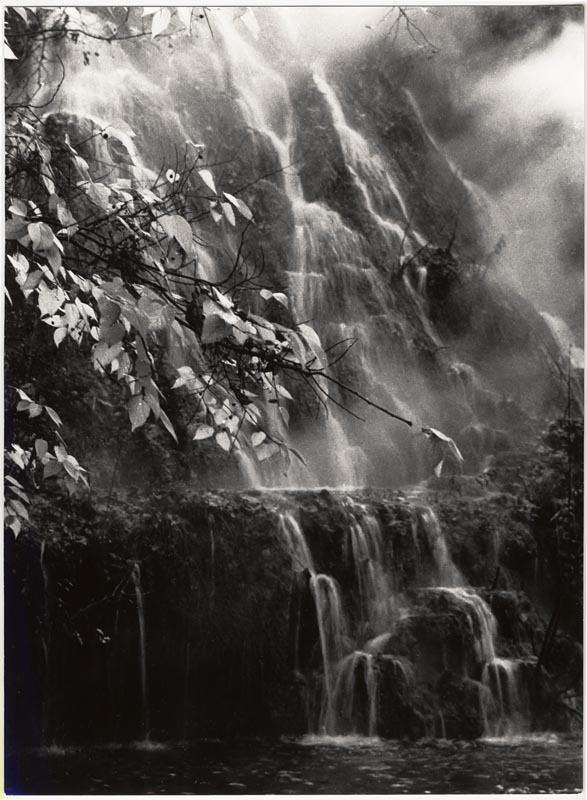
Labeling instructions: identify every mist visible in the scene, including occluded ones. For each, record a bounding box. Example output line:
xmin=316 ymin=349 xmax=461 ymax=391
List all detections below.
xmin=269 ymin=6 xmax=583 ymax=338
xmin=393 ymin=6 xmax=584 ymax=338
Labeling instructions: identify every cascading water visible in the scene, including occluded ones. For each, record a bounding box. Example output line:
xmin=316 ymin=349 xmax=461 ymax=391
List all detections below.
xmin=131 ymin=562 xmax=149 ymax=742
xmin=412 ymin=505 xmax=531 ymax=738
xmin=279 ymin=492 xmax=535 ymax=740
xmin=42 ymin=7 xmax=569 ymax=494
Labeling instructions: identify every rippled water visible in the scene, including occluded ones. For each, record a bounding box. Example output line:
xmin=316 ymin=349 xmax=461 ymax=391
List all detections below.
xmin=6 ymin=734 xmax=582 ymax=794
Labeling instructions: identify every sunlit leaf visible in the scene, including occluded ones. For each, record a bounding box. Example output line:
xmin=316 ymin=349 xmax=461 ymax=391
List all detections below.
xmin=193 ymin=424 xmax=214 ymax=441
xmin=4 ymin=38 xmax=18 ymax=60
xmin=151 ymin=7 xmax=171 ymax=37
xmin=215 ymin=430 xmax=231 ymax=452
xmin=45 ymin=406 xmax=63 ymax=427
xmin=223 ymin=191 xmax=254 ymax=221
xmin=272 ymin=292 xmax=289 ymax=309
xmin=220 ymin=202 xmax=236 ymax=226
xmin=252 ymin=431 xmax=266 ymax=447
xmin=159 ymin=213 xmax=194 ymax=256
xmin=209 ymin=202 xmax=223 ymax=224
xmin=198 ymin=169 xmax=217 ymax=194
xmin=9 ymin=198 xmax=27 ymax=217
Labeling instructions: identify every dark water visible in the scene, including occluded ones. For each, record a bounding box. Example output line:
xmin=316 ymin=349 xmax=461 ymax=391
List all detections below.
xmin=5 ymin=734 xmax=582 ymax=795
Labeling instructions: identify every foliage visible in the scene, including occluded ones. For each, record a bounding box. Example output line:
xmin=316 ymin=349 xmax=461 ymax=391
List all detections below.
xmin=3 ymin=5 xmax=354 ymax=532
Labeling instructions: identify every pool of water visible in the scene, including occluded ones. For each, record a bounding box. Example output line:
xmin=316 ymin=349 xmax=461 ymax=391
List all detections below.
xmin=5 ymin=733 xmax=582 ymax=794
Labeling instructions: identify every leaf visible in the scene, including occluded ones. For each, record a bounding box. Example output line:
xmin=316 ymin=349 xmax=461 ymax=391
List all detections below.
xmin=151 ymin=7 xmax=171 ymax=37
xmin=159 ymin=214 xmax=194 ymax=255
xmin=272 ymin=292 xmax=289 ymax=309
xmin=209 ymin=203 xmax=223 ymax=224
xmin=288 ymin=446 xmax=307 ymax=467
xmin=201 ymin=313 xmax=232 ymax=345
xmin=8 ymin=499 xmax=29 ymax=521
xmin=22 ymin=270 xmax=44 ymax=293
xmin=44 ymin=460 xmax=63 ymax=479
xmin=215 ymin=431 xmax=231 ymax=452
xmin=9 ymin=485 xmax=29 ymax=503
xmin=9 ymin=198 xmax=27 ymax=217
xmin=434 ymin=459 xmax=444 ymax=478
xmin=252 ymin=431 xmax=266 ymax=447
xmin=220 ymin=202 xmax=236 ymax=226
xmin=276 ymin=384 xmax=294 ymax=401
xmin=298 ymin=323 xmax=326 ymax=367
xmin=28 ymin=221 xmax=54 ymax=251
xmin=45 ymin=245 xmax=62 ymax=276
xmin=54 ymin=326 xmax=67 ymax=347
xmin=93 ymin=341 xmax=123 ymax=372
xmin=6 ymin=516 xmax=22 ymax=538
xmin=45 ymin=406 xmax=63 ymax=427
xmin=64 ymin=476 xmax=78 ymax=496
xmin=159 ymin=408 xmax=178 ymax=443
xmin=5 ymin=218 xmax=28 ymax=239
xmin=199 ymin=169 xmax=217 ymax=194
xmin=193 ymin=424 xmax=214 ymax=441
xmin=54 ymin=444 xmax=68 ymax=463
xmin=422 ymin=426 xmax=464 ymax=464
xmin=84 ymin=181 xmax=111 ymax=210
xmin=5 ymin=39 xmax=18 ymax=60
xmin=223 ymin=192 xmax=253 ymax=221
xmin=128 ymin=395 xmax=151 ymax=431
xmin=285 ymin=330 xmax=307 ymax=365
xmin=260 ymin=289 xmax=273 ymax=302
xmin=12 ymin=8 xmax=30 ymax=23
xmin=28 ymin=403 xmax=43 ymax=418
xmin=256 ymin=442 xmax=279 ymax=462
xmin=35 ymin=439 xmax=49 ymax=459
xmin=142 ymin=7 xmax=159 ymax=16
xmin=108 ymin=119 xmax=136 ymax=138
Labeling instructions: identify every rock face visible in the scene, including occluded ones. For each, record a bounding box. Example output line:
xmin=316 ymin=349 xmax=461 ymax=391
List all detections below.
xmin=5 ymin=440 xmax=582 ymax=746
xmin=19 ymin=7 xmax=571 ymax=492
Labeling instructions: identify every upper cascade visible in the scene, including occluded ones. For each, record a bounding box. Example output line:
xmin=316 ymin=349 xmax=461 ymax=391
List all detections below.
xmin=44 ymin=7 xmax=572 ymax=490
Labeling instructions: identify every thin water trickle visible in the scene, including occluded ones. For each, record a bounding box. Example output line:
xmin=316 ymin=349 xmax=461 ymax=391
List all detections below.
xmin=131 ymin=563 xmax=150 ymax=742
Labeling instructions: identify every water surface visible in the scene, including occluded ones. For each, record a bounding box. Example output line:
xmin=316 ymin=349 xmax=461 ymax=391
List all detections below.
xmin=6 ymin=733 xmax=582 ymax=794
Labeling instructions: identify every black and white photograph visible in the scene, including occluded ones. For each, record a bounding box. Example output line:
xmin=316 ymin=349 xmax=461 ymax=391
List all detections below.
xmin=4 ymin=3 xmax=584 ymax=794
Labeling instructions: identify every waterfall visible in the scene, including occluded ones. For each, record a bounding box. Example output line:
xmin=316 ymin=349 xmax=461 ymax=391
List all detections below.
xmin=481 ymin=658 xmax=529 ymax=738
xmin=131 ymin=562 xmax=149 ymax=741
xmin=279 ymin=513 xmax=348 ymax=733
xmin=346 ymin=503 xmax=392 ymax=636
xmin=408 ymin=501 xmax=534 ymax=739
xmin=280 ymin=494 xmax=529 ymax=740
xmin=414 ymin=504 xmax=463 ymax=587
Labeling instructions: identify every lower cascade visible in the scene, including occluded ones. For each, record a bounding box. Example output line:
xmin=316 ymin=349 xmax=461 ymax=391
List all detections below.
xmin=279 ymin=497 xmax=532 ymax=739
xmin=7 ymin=480 xmax=580 ymax=751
